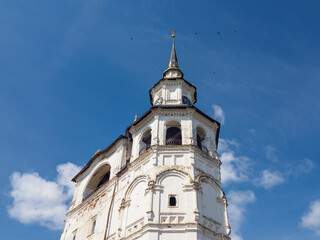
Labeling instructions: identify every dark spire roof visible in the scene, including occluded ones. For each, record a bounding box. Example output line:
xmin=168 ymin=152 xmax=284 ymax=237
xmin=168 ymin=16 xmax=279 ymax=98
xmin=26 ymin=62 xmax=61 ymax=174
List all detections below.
xmin=163 ymin=30 xmax=183 ymax=78
xmin=168 ymin=39 xmax=179 ymax=69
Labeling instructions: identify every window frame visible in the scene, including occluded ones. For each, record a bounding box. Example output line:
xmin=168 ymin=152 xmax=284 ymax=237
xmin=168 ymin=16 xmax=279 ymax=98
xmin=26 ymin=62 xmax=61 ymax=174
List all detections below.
xmin=168 ymin=194 xmax=178 ymax=208
xmin=88 ymin=216 xmax=97 ymax=236
xmin=72 ymin=229 xmax=77 ymax=240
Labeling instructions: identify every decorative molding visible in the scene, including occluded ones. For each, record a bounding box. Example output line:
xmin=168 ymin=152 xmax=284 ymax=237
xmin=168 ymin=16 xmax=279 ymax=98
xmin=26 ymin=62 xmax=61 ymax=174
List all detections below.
xmin=216 ymin=197 xmax=227 ymax=206
xmin=195 ymin=172 xmax=223 ymax=192
xmin=183 ymin=184 xmax=194 ymax=191
xmin=190 ymin=181 xmax=201 ymax=191
xmin=194 ymin=210 xmax=200 ymax=221
xmin=146 ymin=210 xmax=154 ymax=221
xmin=119 ymin=198 xmax=131 ymax=210
xmin=153 ymin=184 xmax=164 ymax=192
xmin=67 ymin=182 xmax=112 ymax=217
xmin=146 ymin=180 xmax=156 ymax=191
xmin=155 ymin=167 xmax=193 ymax=184
xmin=193 ymin=113 xmax=217 ymax=130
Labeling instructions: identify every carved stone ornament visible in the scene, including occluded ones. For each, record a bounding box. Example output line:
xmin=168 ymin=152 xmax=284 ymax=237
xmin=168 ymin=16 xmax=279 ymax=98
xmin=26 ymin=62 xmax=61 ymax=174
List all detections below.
xmin=146 ymin=210 xmax=154 ymax=221
xmin=216 ymin=197 xmax=227 ymax=206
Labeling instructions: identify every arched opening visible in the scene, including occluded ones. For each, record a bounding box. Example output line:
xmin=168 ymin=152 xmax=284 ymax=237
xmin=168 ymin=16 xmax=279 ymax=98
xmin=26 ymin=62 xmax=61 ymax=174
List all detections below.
xmin=139 ymin=129 xmax=151 ymax=155
xmin=83 ymin=164 xmax=111 ymax=200
xmin=196 ymin=127 xmax=209 ymax=154
xmin=166 ymin=121 xmax=182 ymax=145
xmin=169 ymin=195 xmax=177 ymax=207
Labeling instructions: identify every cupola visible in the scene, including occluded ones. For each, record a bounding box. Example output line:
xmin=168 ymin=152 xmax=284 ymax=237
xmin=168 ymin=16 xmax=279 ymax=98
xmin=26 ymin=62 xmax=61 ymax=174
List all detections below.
xmin=149 ymin=30 xmax=197 ymax=106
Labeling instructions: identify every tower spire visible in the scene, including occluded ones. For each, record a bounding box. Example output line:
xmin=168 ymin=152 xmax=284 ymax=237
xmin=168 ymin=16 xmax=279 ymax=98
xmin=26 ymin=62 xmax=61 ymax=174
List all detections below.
xmin=168 ymin=29 xmax=179 ymax=68
xmin=163 ymin=29 xmax=183 ymax=78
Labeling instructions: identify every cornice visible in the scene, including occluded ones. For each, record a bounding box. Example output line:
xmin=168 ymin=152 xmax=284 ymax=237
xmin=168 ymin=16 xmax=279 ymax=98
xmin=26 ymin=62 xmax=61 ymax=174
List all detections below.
xmin=66 ymin=177 xmax=116 ymax=217
xmin=197 ymin=222 xmax=231 ymax=240
xmin=194 ymin=171 xmax=222 ymax=191
xmin=193 ymin=112 xmax=218 ymax=130
xmin=129 ymin=147 xmax=153 ymax=167
xmin=192 ymin=145 xmax=221 ymax=166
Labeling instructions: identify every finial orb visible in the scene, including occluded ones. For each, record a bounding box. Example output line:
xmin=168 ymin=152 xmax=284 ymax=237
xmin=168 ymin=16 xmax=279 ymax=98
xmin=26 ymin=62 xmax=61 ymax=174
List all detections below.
xmin=171 ymin=28 xmax=176 ymax=38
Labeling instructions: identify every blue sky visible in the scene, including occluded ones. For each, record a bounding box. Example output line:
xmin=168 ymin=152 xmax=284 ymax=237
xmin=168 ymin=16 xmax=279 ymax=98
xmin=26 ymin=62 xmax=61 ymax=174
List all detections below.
xmin=1 ymin=0 xmax=320 ymax=239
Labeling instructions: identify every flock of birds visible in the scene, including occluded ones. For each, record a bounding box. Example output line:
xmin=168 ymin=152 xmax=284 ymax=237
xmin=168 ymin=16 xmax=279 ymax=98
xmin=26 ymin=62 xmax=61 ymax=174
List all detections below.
xmin=129 ymin=30 xmax=238 ymax=41
xmin=129 ymin=30 xmax=241 ymax=76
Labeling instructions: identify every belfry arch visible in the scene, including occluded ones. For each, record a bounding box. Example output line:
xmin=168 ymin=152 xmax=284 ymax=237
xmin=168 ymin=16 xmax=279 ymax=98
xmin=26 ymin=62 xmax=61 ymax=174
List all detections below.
xmin=196 ymin=126 xmax=209 ymax=154
xmin=83 ymin=164 xmax=111 ymax=200
xmin=139 ymin=129 xmax=151 ymax=155
xmin=165 ymin=120 xmax=182 ymax=145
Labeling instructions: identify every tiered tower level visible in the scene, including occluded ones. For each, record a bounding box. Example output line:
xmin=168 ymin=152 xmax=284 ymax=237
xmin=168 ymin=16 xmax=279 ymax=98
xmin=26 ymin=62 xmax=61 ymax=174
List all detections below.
xmin=61 ymin=35 xmax=231 ymax=240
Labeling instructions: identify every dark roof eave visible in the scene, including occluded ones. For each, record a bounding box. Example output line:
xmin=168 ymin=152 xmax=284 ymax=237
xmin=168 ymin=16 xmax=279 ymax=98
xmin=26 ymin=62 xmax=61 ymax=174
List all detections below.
xmin=71 ymin=135 xmax=128 ymax=182
xmin=126 ymin=105 xmax=220 ymax=131
xmin=125 ymin=108 xmax=153 ymax=134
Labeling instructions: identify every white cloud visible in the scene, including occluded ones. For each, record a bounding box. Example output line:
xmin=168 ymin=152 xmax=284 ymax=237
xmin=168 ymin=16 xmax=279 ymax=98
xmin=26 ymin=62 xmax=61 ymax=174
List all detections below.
xmin=301 ymin=200 xmax=320 ymax=236
xmin=264 ymin=145 xmax=278 ymax=162
xmin=284 ymin=158 xmax=315 ymax=178
xmin=228 ymin=190 xmax=256 ymax=240
xmin=297 ymin=158 xmax=314 ymax=174
xmin=212 ymin=104 xmax=225 ymax=124
xmin=57 ymin=162 xmax=81 ymax=198
xmin=257 ymin=170 xmax=285 ymax=189
xmin=219 ymin=139 xmax=250 ymax=184
xmin=7 ymin=163 xmax=81 ymax=230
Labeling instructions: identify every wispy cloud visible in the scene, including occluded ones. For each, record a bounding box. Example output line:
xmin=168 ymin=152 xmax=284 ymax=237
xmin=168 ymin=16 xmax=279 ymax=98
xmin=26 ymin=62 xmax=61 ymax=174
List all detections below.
xmin=297 ymin=158 xmax=314 ymax=174
xmin=248 ymin=128 xmax=256 ymax=134
xmin=300 ymin=199 xmax=320 ymax=236
xmin=212 ymin=104 xmax=225 ymax=124
xmin=256 ymin=170 xmax=285 ymax=189
xmin=7 ymin=163 xmax=81 ymax=230
xmin=264 ymin=145 xmax=278 ymax=162
xmin=228 ymin=190 xmax=256 ymax=240
xmin=219 ymin=139 xmax=251 ymax=184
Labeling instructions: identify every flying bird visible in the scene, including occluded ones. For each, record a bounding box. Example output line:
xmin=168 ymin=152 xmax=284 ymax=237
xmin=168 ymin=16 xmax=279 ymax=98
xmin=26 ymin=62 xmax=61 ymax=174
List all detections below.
xmin=130 ymin=37 xmax=134 ymax=40
xmin=217 ymin=32 xmax=221 ymax=36
xmin=233 ymin=30 xmax=237 ymax=33
xmin=194 ymin=32 xmax=198 ymax=35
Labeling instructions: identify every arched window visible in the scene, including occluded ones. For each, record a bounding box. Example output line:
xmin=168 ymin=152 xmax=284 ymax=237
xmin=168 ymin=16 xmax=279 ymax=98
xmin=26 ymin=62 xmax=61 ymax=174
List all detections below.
xmin=83 ymin=164 xmax=111 ymax=200
xmin=196 ymin=127 xmax=209 ymax=154
xmin=139 ymin=129 xmax=151 ymax=155
xmin=169 ymin=195 xmax=177 ymax=207
xmin=166 ymin=121 xmax=182 ymax=145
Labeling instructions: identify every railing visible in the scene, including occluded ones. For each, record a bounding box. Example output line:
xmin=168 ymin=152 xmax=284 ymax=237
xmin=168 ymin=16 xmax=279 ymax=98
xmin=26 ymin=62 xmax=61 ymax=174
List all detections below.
xmin=201 ymin=145 xmax=209 ymax=155
xmin=165 ymin=137 xmax=182 ymax=145
xmin=197 ymin=143 xmax=209 ymax=155
xmin=139 ymin=145 xmax=151 ymax=155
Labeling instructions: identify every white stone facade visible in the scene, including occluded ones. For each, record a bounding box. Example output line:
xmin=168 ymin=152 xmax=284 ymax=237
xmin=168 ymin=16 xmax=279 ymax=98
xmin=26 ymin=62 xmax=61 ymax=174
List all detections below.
xmin=60 ymin=41 xmax=231 ymax=240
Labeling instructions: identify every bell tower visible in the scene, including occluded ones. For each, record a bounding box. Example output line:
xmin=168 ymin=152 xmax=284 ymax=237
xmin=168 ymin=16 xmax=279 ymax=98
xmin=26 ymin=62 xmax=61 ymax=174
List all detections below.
xmin=60 ymin=32 xmax=231 ymax=240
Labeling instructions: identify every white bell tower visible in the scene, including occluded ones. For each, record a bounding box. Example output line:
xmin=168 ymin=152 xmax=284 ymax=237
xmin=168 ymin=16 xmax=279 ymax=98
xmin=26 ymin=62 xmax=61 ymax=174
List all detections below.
xmin=60 ymin=31 xmax=231 ymax=240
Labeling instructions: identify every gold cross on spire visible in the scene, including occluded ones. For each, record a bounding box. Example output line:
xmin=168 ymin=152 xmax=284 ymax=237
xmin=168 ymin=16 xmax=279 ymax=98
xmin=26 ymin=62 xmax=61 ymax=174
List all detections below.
xmin=171 ymin=28 xmax=176 ymax=38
